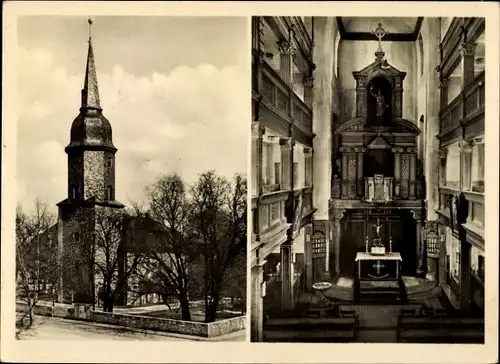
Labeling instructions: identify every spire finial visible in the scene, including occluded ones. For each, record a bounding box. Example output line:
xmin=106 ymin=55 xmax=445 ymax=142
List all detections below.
xmin=88 ymin=17 xmax=93 ymax=40
xmin=81 ymin=17 xmax=101 ymax=111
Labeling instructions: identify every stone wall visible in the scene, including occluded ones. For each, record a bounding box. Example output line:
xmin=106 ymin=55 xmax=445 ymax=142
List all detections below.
xmin=17 ymin=301 xmax=74 ymax=318
xmin=16 ymin=302 xmax=54 ymax=316
xmin=207 ymin=316 xmax=246 ymax=337
xmin=16 ymin=301 xmax=246 ymax=338
xmin=83 ymin=150 xmax=106 ymax=200
xmin=89 ymin=311 xmax=246 ymax=338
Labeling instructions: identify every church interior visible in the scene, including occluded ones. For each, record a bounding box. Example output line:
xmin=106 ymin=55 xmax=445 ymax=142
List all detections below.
xmin=251 ymin=17 xmax=485 ymax=343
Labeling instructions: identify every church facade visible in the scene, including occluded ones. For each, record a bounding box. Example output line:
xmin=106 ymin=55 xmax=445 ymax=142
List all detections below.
xmin=251 ymin=16 xmax=485 ymax=343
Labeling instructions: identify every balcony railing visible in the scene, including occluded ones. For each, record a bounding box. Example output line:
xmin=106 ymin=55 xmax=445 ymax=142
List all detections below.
xmin=439 ymin=93 xmax=462 ymax=133
xmin=259 ymin=61 xmax=313 ymax=134
xmin=301 ymin=187 xmax=313 ymax=216
xmin=440 ymin=72 xmax=485 ymax=134
xmin=258 ymin=190 xmax=289 ymax=237
xmin=464 ymin=71 xmax=485 ymax=117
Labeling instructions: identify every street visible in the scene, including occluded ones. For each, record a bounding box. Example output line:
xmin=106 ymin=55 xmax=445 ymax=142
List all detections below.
xmin=16 ymin=315 xmax=246 ymax=341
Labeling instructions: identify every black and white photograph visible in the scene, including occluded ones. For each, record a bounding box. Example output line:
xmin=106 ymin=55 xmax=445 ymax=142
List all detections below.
xmin=2 ymin=2 xmax=499 ymax=364
xmin=251 ymin=16 xmax=487 ymax=343
xmin=13 ymin=15 xmax=248 ymax=342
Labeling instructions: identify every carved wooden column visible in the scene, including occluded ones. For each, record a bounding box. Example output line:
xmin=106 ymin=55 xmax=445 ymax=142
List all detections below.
xmin=459 ymin=140 xmax=473 ymax=191
xmin=304 ymin=147 xmax=313 ymax=187
xmin=439 ymin=78 xmax=449 ymax=111
xmin=303 ymin=75 xmax=314 ymax=109
xmin=355 ymin=76 xmax=367 ymax=120
xmin=277 ymin=39 xmax=295 ymax=86
xmin=252 ymin=122 xmax=265 ymax=196
xmin=408 ymin=147 xmax=418 ymax=200
xmin=355 ymin=147 xmax=366 ymax=198
xmin=332 ymin=209 xmax=345 ymax=276
xmin=280 ymin=138 xmax=294 ymax=191
xmin=392 ymin=147 xmax=404 ymax=198
xmin=438 ymin=226 xmax=447 ymax=285
xmin=400 ymin=153 xmax=410 ymax=199
xmin=394 ymin=76 xmax=403 ymax=118
xmin=339 ymin=147 xmax=350 ymax=199
xmin=459 ymin=236 xmax=472 ymax=315
xmin=460 ymin=42 xmax=477 ymax=89
xmin=438 ymin=149 xmax=448 ymax=209
xmin=281 ymin=241 xmax=293 ymax=311
xmin=304 ymin=224 xmax=314 ymax=291
xmin=348 ymin=152 xmax=357 ymax=199
xmin=413 ymin=210 xmax=425 ymax=276
xmin=253 ymin=17 xmax=265 ymax=97
xmin=251 ymin=261 xmax=265 ymax=342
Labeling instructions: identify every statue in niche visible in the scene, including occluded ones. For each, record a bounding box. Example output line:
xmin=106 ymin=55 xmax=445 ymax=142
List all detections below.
xmin=370 ymin=86 xmax=388 ymax=120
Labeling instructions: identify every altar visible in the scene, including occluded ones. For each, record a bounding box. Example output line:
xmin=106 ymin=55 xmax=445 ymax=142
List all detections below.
xmin=355 ymin=252 xmax=402 ymax=280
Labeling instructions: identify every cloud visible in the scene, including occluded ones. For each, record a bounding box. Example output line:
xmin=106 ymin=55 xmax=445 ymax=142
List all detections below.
xmin=17 ymin=46 xmax=248 ymax=214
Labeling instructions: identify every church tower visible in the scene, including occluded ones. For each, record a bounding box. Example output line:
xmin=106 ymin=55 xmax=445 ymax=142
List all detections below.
xmin=57 ymin=19 xmax=124 ymax=304
xmin=65 ymin=21 xmax=120 ymax=205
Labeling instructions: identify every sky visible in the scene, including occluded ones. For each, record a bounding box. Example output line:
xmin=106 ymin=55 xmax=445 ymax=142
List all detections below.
xmin=16 ymin=16 xmax=248 ymax=214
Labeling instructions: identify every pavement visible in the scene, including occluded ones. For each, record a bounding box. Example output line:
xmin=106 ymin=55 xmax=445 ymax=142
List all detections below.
xmin=16 ymin=315 xmax=246 ymax=342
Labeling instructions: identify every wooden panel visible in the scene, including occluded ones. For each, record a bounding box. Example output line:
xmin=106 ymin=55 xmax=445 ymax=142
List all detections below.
xmin=340 ymin=219 xmax=366 ymax=276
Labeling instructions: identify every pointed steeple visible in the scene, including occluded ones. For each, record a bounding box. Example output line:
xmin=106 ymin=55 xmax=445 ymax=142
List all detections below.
xmin=81 ymin=18 xmax=101 ymax=110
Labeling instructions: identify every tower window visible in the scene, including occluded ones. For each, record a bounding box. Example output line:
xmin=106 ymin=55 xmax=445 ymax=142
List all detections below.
xmin=69 ymin=185 xmax=78 ymax=200
xmin=107 ymin=185 xmax=113 ymax=200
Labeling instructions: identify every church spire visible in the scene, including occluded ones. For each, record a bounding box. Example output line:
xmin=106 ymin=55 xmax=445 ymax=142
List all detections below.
xmin=81 ymin=18 xmax=101 ymax=111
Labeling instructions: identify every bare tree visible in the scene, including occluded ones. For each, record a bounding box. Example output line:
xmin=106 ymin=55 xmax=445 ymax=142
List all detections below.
xmin=95 ymin=208 xmax=143 ymax=312
xmin=16 ymin=201 xmax=57 ymax=327
xmin=191 ymin=172 xmax=247 ymax=323
xmin=143 ymin=173 xmax=197 ymax=321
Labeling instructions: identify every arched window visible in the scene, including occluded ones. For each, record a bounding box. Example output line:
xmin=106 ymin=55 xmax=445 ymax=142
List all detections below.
xmin=418 ymin=34 xmax=424 ymax=77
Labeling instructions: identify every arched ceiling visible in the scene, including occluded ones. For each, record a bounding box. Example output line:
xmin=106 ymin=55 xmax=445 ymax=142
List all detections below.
xmin=337 ymin=17 xmax=423 ymax=41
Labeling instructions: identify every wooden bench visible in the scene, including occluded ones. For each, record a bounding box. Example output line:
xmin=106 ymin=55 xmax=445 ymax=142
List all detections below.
xmin=304 ymin=307 xmax=339 ymax=318
xmin=397 ymin=316 xmax=484 ymax=343
xmin=398 ymin=329 xmax=484 ymax=343
xmin=263 ymin=317 xmax=357 ymax=343
xmin=264 ymin=329 xmax=355 ymax=343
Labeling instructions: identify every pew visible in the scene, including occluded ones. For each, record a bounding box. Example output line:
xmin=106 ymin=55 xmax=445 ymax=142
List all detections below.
xmin=263 ymin=316 xmax=358 ymax=342
xmin=397 ymin=315 xmax=484 ymax=343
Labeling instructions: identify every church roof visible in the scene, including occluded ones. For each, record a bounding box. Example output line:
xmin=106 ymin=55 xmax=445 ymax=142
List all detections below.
xmin=82 ymin=38 xmax=101 ymax=110
xmin=66 ymin=32 xmax=116 ymax=154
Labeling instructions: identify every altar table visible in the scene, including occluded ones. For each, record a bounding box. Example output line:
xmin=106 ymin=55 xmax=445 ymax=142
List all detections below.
xmin=355 ymin=252 xmax=402 ymax=280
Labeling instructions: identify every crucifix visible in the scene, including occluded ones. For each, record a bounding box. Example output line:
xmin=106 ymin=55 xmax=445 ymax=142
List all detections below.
xmin=373 ymin=260 xmax=385 ymax=275
xmin=372 ymin=22 xmax=388 ymax=52
xmin=373 ymin=217 xmax=383 ymax=238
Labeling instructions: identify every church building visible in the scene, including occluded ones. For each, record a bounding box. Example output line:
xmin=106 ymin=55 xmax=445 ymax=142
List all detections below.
xmin=55 ymin=24 xmax=126 ymax=304
xmin=251 ymin=17 xmax=485 ymax=343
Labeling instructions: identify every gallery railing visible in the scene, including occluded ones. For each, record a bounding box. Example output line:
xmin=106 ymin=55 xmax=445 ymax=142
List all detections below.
xmin=439 ymin=71 xmax=485 ymax=135
xmin=260 ymin=61 xmax=313 ymax=134
xmin=258 ymin=190 xmax=289 ymax=237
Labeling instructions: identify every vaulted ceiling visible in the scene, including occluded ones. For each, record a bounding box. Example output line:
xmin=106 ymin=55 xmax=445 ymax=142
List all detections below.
xmin=337 ymin=17 xmax=423 ymax=41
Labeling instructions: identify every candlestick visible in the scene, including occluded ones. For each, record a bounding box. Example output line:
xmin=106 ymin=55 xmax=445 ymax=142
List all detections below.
xmin=389 ymin=236 xmax=392 ymax=253
xmin=365 ymin=236 xmax=369 ymax=253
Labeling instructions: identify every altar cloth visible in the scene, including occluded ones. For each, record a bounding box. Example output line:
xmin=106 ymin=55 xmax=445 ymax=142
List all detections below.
xmin=355 ymin=252 xmax=402 ymax=261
